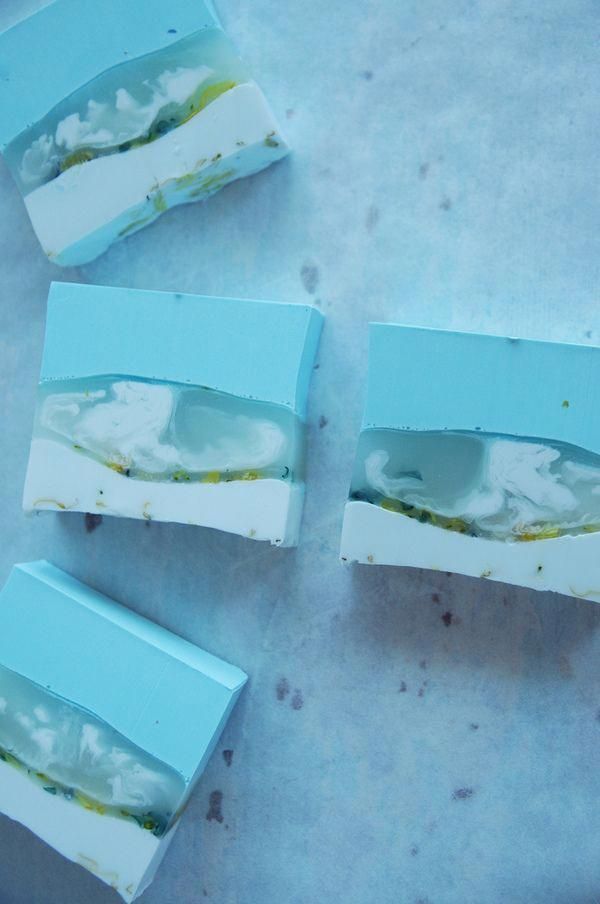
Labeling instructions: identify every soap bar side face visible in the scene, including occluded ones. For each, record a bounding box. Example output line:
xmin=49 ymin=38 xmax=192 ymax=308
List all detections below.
xmin=0 ymin=6 xmax=289 ymax=265
xmin=341 ymin=325 xmax=600 ymax=602
xmin=0 ymin=664 xmax=185 ymax=838
xmin=0 ymin=562 xmax=247 ymax=901
xmin=24 ymin=288 xmax=322 ymax=546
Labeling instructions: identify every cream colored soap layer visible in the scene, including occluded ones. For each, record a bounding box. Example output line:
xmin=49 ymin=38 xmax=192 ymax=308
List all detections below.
xmin=24 ymin=438 xmax=303 ymax=546
xmin=340 ymin=500 xmax=600 ymax=602
xmin=24 ymin=83 xmax=288 ymax=263
xmin=0 ymin=756 xmax=168 ymax=902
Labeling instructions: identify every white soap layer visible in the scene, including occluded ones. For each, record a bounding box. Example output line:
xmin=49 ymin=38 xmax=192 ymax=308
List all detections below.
xmin=340 ymin=500 xmax=600 ymax=602
xmin=24 ymin=439 xmax=302 ymax=546
xmin=24 ymin=83 xmax=288 ymax=265
xmin=0 ymin=757 xmax=169 ymax=902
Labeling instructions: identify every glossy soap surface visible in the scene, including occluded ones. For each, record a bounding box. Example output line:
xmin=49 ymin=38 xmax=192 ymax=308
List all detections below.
xmin=36 ymin=377 xmax=302 ymax=484
xmin=352 ymin=429 xmax=600 ymax=541
xmin=0 ymin=664 xmax=185 ymax=836
xmin=6 ymin=29 xmax=249 ymax=194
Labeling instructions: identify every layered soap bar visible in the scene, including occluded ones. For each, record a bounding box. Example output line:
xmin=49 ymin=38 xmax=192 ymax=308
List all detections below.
xmin=0 ymin=0 xmax=289 ymax=265
xmin=24 ymin=283 xmax=323 ymax=546
xmin=0 ymin=561 xmax=247 ymax=901
xmin=341 ymin=325 xmax=600 ymax=602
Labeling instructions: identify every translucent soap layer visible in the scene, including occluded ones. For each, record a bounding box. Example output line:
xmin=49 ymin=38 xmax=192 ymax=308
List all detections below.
xmin=6 ymin=29 xmax=248 ymax=194
xmin=0 ymin=664 xmax=185 ymax=836
xmin=35 ymin=376 xmax=303 ymax=484
xmin=351 ymin=429 xmax=600 ymax=541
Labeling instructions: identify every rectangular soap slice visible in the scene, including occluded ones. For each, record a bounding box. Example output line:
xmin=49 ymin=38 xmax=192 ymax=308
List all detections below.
xmin=0 ymin=560 xmax=247 ymax=902
xmin=23 ymin=282 xmax=323 ymax=546
xmin=0 ymin=0 xmax=289 ymax=266
xmin=341 ymin=324 xmax=600 ymax=602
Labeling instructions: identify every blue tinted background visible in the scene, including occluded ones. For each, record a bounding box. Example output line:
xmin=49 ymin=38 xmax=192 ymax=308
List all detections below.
xmin=0 ymin=1 xmax=599 ymax=903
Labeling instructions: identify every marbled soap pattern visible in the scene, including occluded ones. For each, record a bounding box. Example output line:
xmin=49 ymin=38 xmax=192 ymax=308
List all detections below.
xmin=0 ymin=664 xmax=185 ymax=835
xmin=6 ymin=29 xmax=248 ymax=193
xmin=351 ymin=430 xmax=600 ymax=541
xmin=36 ymin=376 xmax=302 ymax=483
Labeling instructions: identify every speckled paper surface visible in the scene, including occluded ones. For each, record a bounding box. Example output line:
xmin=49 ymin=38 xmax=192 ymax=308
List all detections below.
xmin=0 ymin=2 xmax=599 ymax=903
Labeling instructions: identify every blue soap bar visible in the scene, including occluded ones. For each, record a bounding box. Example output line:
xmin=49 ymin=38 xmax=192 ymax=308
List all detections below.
xmin=0 ymin=560 xmax=247 ymax=901
xmin=25 ymin=284 xmax=324 ymax=546
xmin=342 ymin=324 xmax=600 ymax=603
xmin=0 ymin=0 xmax=289 ymax=265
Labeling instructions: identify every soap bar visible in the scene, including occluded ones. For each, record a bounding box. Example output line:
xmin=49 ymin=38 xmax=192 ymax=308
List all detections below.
xmin=0 ymin=0 xmax=289 ymax=266
xmin=23 ymin=282 xmax=323 ymax=546
xmin=0 ymin=560 xmax=247 ymax=901
xmin=341 ymin=324 xmax=600 ymax=602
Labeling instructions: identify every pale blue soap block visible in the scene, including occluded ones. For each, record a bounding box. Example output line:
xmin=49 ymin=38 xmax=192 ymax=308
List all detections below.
xmin=0 ymin=560 xmax=248 ymax=902
xmin=23 ymin=282 xmax=324 ymax=546
xmin=341 ymin=324 xmax=600 ymax=602
xmin=0 ymin=0 xmax=289 ymax=266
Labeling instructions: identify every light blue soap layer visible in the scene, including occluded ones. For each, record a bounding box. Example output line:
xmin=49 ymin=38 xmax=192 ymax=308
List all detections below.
xmin=365 ymin=324 xmax=600 ymax=456
xmin=42 ymin=283 xmax=324 ymax=418
xmin=0 ymin=0 xmax=219 ymax=150
xmin=0 ymin=561 xmax=247 ymax=783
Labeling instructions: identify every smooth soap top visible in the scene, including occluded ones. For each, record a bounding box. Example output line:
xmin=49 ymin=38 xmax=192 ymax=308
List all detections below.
xmin=0 ymin=561 xmax=247 ymax=782
xmin=41 ymin=282 xmax=324 ymax=417
xmin=365 ymin=324 xmax=600 ymax=455
xmin=0 ymin=0 xmax=219 ymax=150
